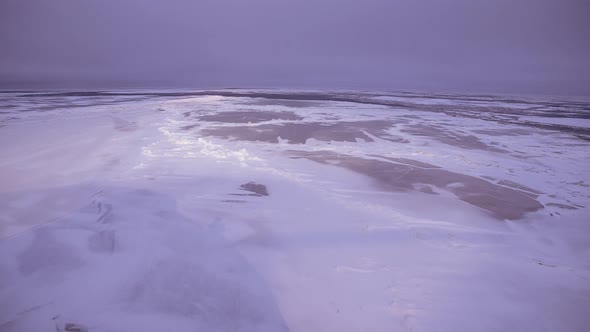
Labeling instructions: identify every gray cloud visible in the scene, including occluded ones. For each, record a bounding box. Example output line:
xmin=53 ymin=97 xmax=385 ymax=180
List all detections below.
xmin=1 ymin=0 xmax=589 ymax=96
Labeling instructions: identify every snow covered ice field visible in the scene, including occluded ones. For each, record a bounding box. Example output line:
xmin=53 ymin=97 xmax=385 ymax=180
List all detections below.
xmin=0 ymin=90 xmax=589 ymax=331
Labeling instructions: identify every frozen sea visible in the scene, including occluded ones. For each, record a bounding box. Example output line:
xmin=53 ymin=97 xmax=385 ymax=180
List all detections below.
xmin=0 ymin=90 xmax=589 ymax=331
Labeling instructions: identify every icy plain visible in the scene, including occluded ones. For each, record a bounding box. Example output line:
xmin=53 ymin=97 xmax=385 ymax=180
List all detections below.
xmin=0 ymin=90 xmax=589 ymax=331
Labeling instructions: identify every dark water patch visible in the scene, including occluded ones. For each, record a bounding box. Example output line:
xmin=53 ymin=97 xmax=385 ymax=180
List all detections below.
xmin=288 ymin=150 xmax=543 ymax=220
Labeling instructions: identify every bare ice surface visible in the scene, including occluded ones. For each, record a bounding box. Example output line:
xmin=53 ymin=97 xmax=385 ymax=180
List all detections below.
xmin=0 ymin=90 xmax=589 ymax=331
xmin=287 ymin=150 xmax=543 ymax=220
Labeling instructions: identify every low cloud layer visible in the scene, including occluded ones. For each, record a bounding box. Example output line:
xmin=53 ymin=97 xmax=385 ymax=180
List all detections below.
xmin=1 ymin=0 xmax=589 ymax=95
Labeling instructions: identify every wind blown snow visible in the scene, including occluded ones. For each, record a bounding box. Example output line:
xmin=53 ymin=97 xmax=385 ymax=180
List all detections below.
xmin=0 ymin=90 xmax=589 ymax=331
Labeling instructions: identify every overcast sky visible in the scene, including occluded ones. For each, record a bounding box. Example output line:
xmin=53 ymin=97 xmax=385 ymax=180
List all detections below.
xmin=1 ymin=0 xmax=589 ymax=96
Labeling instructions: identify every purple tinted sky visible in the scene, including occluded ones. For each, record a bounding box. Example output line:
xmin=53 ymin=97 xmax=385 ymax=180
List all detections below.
xmin=1 ymin=0 xmax=589 ymax=95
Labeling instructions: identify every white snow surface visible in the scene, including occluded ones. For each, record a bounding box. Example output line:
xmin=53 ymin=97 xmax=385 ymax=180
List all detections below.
xmin=0 ymin=90 xmax=589 ymax=331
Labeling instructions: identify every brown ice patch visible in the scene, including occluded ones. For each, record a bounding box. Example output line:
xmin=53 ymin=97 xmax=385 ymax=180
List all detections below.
xmin=401 ymin=124 xmax=507 ymax=153
xmin=180 ymin=124 xmax=199 ymax=131
xmin=367 ymin=154 xmax=441 ymax=169
xmin=201 ymin=120 xmax=407 ymax=144
xmin=197 ymin=111 xmax=303 ymax=123
xmin=288 ymin=150 xmax=543 ymax=220
xmin=112 ymin=117 xmax=138 ymax=132
xmin=239 ymin=182 xmax=269 ymax=196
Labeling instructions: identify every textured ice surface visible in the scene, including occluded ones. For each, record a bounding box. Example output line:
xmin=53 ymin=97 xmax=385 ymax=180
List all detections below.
xmin=1 ymin=90 xmax=589 ymax=331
